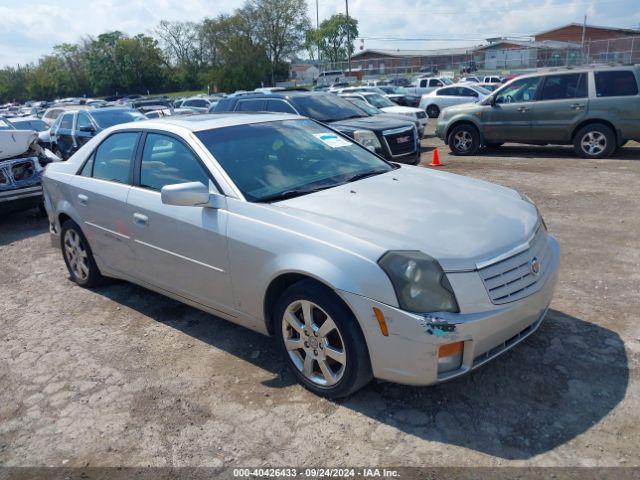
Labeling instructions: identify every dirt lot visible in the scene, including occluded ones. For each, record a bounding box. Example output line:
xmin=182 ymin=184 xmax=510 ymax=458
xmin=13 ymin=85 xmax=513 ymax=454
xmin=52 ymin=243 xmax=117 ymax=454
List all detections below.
xmin=1 ymin=128 xmax=639 ymax=470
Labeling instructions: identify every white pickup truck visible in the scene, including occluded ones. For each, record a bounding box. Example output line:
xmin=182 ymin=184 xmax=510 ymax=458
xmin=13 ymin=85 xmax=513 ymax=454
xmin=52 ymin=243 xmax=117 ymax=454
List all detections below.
xmin=400 ymin=76 xmax=454 ymax=96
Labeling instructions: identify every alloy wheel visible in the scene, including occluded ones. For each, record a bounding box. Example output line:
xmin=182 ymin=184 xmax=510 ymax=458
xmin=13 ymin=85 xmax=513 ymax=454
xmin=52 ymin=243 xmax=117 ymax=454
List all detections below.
xmin=581 ymin=131 xmax=607 ymax=156
xmin=454 ymin=130 xmax=473 ymax=153
xmin=282 ymin=300 xmax=346 ymax=387
xmin=63 ymin=229 xmax=89 ymax=281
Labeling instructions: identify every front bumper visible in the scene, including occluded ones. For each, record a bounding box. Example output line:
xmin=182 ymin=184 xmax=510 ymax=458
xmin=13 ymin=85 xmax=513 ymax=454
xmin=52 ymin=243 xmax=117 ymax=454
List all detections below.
xmin=434 ymin=121 xmax=446 ymax=140
xmin=0 ymin=185 xmax=43 ymax=214
xmin=338 ymin=235 xmax=560 ymax=386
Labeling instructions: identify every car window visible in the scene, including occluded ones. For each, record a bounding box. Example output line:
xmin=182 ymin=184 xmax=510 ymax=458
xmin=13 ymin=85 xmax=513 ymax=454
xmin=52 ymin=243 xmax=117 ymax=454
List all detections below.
xmin=495 ymin=77 xmax=541 ymax=103
xmin=437 ymin=87 xmax=456 ymax=96
xmin=91 ymin=132 xmax=138 ymax=184
xmin=185 ymin=99 xmax=209 ymax=108
xmin=419 ymin=79 xmax=428 ymax=88
xmin=77 ymin=112 xmax=92 ymax=130
xmin=594 ymin=70 xmax=638 ymax=97
xmin=236 ymin=99 xmax=266 ymax=112
xmin=59 ymin=113 xmax=74 ymax=129
xmin=365 ymin=94 xmax=394 ymax=108
xmin=196 ymin=119 xmax=392 ymax=202
xmin=90 ymin=109 xmax=146 ymax=128
xmin=429 ymin=79 xmax=443 ymax=87
xmin=266 ymin=100 xmax=297 ymax=114
xmin=0 ymin=118 xmax=13 ymax=130
xmin=460 ymin=87 xmax=479 ymax=97
xmin=540 ymin=73 xmax=587 ymax=100
xmin=139 ymin=133 xmax=210 ymax=191
xmin=289 ymin=94 xmax=365 ymax=122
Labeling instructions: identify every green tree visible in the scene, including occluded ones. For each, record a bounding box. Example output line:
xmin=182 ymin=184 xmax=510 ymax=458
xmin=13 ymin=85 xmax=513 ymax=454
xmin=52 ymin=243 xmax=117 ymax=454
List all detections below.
xmin=244 ymin=0 xmax=311 ymax=85
xmin=310 ymin=14 xmax=358 ymax=66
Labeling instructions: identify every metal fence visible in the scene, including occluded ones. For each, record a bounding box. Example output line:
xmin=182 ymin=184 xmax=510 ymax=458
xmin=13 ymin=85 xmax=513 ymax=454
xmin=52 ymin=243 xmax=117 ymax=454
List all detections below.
xmin=315 ymin=35 xmax=640 ymax=79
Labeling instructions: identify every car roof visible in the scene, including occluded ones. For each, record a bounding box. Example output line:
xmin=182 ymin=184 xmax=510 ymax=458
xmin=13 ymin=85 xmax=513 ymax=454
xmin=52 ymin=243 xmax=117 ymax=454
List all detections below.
xmin=112 ymin=112 xmax=300 ymax=133
xmin=513 ymin=64 xmax=639 ymax=81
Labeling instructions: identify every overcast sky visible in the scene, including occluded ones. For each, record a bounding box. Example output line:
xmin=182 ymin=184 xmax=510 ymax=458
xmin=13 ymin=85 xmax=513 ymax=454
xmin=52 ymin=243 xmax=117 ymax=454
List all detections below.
xmin=1 ymin=0 xmax=638 ymax=68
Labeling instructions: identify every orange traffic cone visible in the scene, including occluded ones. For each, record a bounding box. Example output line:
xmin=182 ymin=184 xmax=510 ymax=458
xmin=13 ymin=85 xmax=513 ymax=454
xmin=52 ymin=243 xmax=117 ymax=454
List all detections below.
xmin=429 ymin=148 xmax=442 ymax=167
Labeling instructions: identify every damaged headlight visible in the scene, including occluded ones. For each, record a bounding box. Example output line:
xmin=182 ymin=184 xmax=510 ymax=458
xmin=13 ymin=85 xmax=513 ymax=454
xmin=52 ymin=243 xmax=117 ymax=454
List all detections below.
xmin=378 ymin=251 xmax=459 ymax=313
xmin=353 ymin=130 xmax=382 ymax=151
xmin=519 ymin=192 xmax=548 ymax=231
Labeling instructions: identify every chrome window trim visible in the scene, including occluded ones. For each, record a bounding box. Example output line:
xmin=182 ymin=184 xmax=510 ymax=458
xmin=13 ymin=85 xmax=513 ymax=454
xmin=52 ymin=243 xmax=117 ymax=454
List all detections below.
xmin=475 ymin=223 xmax=541 ymax=270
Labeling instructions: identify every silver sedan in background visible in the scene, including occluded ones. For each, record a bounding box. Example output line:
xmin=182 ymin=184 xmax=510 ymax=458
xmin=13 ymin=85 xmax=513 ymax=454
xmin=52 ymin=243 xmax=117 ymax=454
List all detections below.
xmin=43 ymin=113 xmax=559 ymax=398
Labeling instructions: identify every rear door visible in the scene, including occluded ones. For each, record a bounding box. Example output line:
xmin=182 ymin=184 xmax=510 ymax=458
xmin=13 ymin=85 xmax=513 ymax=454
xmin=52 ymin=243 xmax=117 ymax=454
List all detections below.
xmin=73 ymin=131 xmax=140 ymax=275
xmin=75 ymin=111 xmax=98 ymax=150
xmin=529 ymin=73 xmax=589 ymax=143
xmin=126 ymin=132 xmax=234 ymax=312
xmin=482 ymin=76 xmax=542 ymax=143
xmin=54 ymin=112 xmax=75 ymax=159
xmin=589 ymin=69 xmax=640 ymax=141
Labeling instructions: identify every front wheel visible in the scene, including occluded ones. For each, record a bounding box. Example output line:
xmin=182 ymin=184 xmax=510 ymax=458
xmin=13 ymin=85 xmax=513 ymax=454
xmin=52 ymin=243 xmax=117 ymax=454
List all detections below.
xmin=573 ymin=123 xmax=616 ymax=159
xmin=426 ymin=104 xmax=440 ymax=118
xmin=448 ymin=124 xmax=481 ymax=156
xmin=275 ymin=280 xmax=372 ymax=399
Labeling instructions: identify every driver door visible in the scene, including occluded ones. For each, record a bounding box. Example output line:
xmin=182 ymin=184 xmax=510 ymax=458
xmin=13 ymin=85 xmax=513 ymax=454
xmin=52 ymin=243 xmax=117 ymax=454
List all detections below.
xmin=126 ymin=132 xmax=234 ymax=313
xmin=482 ymin=76 xmax=542 ymax=143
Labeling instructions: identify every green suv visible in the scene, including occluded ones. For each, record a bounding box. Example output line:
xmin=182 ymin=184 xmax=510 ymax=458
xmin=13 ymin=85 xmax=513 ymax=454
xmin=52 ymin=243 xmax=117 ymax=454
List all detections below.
xmin=435 ymin=66 xmax=640 ymax=158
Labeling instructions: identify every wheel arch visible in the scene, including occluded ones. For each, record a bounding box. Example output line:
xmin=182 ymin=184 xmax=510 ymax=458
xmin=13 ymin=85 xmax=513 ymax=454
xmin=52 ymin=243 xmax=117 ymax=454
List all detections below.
xmin=571 ymin=119 xmax=619 ymax=145
xmin=445 ymin=119 xmax=483 ymax=145
xmin=263 ymin=271 xmax=360 ymax=336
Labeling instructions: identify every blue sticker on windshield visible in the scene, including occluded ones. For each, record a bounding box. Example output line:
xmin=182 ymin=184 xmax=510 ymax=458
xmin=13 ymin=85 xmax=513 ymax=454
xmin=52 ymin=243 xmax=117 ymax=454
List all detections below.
xmin=313 ymin=133 xmax=352 ymax=148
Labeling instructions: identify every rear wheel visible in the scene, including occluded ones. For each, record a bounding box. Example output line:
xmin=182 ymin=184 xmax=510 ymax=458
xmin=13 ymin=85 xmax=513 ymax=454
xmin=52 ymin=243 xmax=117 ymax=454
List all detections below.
xmin=426 ymin=104 xmax=440 ymax=118
xmin=573 ymin=123 xmax=616 ymax=159
xmin=274 ymin=280 xmax=372 ymax=399
xmin=448 ymin=124 xmax=481 ymax=156
xmin=60 ymin=220 xmax=104 ymax=288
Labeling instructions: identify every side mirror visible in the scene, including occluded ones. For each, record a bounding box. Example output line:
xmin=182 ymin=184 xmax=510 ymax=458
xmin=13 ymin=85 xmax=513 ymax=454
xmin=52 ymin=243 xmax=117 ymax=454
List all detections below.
xmin=161 ymin=181 xmax=224 ymax=208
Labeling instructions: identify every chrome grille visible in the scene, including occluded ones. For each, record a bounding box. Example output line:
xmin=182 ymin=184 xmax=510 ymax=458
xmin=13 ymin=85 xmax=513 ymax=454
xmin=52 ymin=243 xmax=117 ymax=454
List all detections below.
xmin=478 ymin=229 xmax=552 ymax=304
xmin=383 ymin=126 xmax=417 ymax=157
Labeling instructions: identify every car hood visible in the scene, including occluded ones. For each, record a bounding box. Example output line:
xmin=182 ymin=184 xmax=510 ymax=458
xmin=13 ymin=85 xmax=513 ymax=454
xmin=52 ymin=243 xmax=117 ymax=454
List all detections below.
xmin=329 ymin=115 xmax=414 ymax=132
xmin=380 ymin=105 xmax=421 ymax=114
xmin=273 ymin=166 xmax=539 ymax=271
xmin=441 ymin=102 xmax=486 ymax=115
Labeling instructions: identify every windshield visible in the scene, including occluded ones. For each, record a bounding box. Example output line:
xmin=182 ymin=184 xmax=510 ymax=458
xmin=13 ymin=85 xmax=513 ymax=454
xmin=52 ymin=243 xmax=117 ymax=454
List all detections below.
xmin=365 ymin=94 xmax=395 ymax=108
xmin=442 ymin=78 xmax=454 ymax=85
xmin=0 ymin=118 xmax=14 ymax=130
xmin=473 ymin=86 xmax=492 ymax=96
xmin=289 ymin=94 xmax=365 ymax=122
xmin=196 ymin=119 xmax=393 ymax=202
xmin=91 ymin=109 xmax=147 ymax=128
xmin=10 ymin=119 xmax=48 ymax=131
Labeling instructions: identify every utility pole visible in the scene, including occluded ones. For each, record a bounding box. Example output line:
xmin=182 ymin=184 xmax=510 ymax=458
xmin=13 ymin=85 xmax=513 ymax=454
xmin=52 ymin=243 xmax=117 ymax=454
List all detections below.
xmin=345 ymin=0 xmax=351 ymax=75
xmin=316 ymin=0 xmax=321 ymax=69
xmin=581 ymin=14 xmax=587 ymax=64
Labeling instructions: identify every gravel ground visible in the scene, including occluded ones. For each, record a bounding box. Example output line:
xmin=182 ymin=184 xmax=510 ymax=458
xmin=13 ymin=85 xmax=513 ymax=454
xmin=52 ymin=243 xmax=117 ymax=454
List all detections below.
xmin=1 ymin=127 xmax=639 ymax=469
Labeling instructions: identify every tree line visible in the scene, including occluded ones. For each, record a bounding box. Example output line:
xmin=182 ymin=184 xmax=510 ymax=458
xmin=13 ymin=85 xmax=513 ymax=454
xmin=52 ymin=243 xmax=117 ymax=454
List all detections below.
xmin=0 ymin=0 xmax=359 ymax=103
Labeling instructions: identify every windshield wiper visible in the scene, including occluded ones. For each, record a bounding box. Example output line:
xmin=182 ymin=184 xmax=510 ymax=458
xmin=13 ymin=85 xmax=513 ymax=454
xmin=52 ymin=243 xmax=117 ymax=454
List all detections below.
xmin=257 ymin=184 xmax=335 ymax=203
xmin=342 ymin=170 xmax=387 ymax=183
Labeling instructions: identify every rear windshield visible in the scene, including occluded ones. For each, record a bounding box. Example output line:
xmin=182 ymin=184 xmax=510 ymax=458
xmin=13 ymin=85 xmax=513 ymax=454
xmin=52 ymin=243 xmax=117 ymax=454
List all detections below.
xmin=594 ymin=71 xmax=638 ymax=97
xmin=91 ymin=110 xmax=146 ymax=128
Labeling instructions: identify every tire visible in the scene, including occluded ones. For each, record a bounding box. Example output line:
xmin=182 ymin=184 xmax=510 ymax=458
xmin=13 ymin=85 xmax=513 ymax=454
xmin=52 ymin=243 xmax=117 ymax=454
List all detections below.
xmin=573 ymin=123 xmax=616 ymax=159
xmin=426 ymin=104 xmax=440 ymax=118
xmin=274 ymin=279 xmax=372 ymax=399
xmin=448 ymin=124 xmax=481 ymax=156
xmin=60 ymin=220 xmax=104 ymax=288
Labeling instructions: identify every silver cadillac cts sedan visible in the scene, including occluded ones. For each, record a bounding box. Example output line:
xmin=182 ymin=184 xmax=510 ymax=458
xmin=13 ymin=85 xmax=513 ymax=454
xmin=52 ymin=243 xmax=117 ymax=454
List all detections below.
xmin=43 ymin=113 xmax=559 ymax=398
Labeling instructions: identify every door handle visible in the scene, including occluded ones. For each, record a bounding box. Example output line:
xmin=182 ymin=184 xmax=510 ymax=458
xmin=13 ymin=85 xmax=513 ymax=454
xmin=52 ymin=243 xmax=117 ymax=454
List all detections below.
xmin=77 ymin=194 xmax=88 ymax=206
xmin=133 ymin=213 xmax=149 ymax=226
xmin=516 ymin=106 xmax=530 ymax=112
xmin=570 ymin=103 xmax=585 ymax=110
